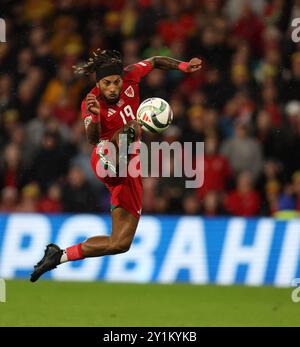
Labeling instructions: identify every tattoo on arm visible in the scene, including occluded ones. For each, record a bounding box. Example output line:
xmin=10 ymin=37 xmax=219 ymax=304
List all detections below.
xmin=147 ymin=56 xmax=181 ymax=70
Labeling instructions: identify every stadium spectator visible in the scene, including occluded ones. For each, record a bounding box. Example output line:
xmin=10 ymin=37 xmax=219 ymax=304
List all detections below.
xmin=30 ymin=130 xmax=68 ymax=191
xmin=197 ymin=135 xmax=231 ymax=200
xmin=257 ymin=159 xmax=284 ymax=194
xmin=157 ymin=0 xmax=196 ymax=46
xmin=42 ymin=64 xmax=83 ymax=109
xmin=260 ymin=84 xmax=282 ymax=127
xmin=0 ymin=187 xmax=18 ymax=212
xmin=25 ymin=102 xmax=53 ymax=151
xmin=1 ymin=109 xmax=20 ymax=147
xmin=200 ymin=191 xmax=225 ymax=217
xmin=156 ymin=155 xmax=186 ymax=214
xmin=260 ymin=179 xmax=280 ymax=216
xmin=224 ymin=171 xmax=261 ymax=216
xmin=278 ymin=183 xmax=296 ymax=211
xmin=0 ymin=143 xmax=26 ymax=190
xmin=16 ymin=182 xmax=40 ymax=212
xmin=293 ymin=171 xmax=300 ymax=211
xmin=142 ymin=177 xmax=158 ymax=214
xmin=231 ymin=1 xmax=265 ymax=56
xmin=182 ymin=192 xmax=200 ymax=215
xmin=61 ymin=166 xmax=98 ymax=213
xmin=283 ymin=52 xmax=300 ymax=102
xmin=37 ymin=183 xmax=63 ymax=213
xmin=287 ymin=103 xmax=300 ymax=175
xmin=221 ymin=119 xmax=263 ymax=181
xmin=255 ymin=110 xmax=288 ymax=163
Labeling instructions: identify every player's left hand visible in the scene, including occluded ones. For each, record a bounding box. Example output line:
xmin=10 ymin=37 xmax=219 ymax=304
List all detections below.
xmin=187 ymin=58 xmax=202 ymax=72
xmin=111 ymin=120 xmax=141 ymax=147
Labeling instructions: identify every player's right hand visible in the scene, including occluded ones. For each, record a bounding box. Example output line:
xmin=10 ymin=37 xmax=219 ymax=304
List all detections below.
xmin=86 ymin=93 xmax=100 ymax=115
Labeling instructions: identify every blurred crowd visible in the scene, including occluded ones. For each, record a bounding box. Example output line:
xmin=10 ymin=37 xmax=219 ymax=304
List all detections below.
xmin=1 ymin=0 xmax=300 ymax=217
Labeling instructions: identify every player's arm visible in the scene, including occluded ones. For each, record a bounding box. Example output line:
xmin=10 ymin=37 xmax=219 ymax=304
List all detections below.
xmin=146 ymin=56 xmax=202 ymax=73
xmin=82 ymin=93 xmax=101 ymax=145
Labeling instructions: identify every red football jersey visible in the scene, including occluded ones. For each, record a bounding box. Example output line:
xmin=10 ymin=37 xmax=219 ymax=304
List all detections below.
xmin=81 ymin=60 xmax=153 ymax=141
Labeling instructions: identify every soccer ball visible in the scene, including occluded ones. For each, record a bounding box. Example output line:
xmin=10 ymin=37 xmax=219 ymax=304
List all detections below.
xmin=136 ymin=97 xmax=173 ymax=134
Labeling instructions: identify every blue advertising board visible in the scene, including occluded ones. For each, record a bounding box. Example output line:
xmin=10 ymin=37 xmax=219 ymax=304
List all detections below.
xmin=0 ymin=214 xmax=299 ymax=287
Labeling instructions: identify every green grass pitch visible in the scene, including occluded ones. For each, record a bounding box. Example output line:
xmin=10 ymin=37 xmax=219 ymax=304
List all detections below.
xmin=0 ymin=280 xmax=299 ymax=326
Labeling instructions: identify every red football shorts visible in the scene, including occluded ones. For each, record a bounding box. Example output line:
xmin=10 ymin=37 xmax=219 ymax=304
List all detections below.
xmin=90 ymin=146 xmax=142 ymax=219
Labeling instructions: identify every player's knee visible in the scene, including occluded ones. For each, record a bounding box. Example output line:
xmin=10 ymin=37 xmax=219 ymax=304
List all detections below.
xmin=109 ymin=239 xmax=131 ymax=254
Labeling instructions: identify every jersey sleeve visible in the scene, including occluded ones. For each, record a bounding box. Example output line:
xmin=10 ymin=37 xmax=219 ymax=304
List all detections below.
xmin=123 ymin=60 xmax=153 ymax=82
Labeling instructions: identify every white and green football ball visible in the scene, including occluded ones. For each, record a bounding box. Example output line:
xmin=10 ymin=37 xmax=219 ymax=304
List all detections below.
xmin=137 ymin=97 xmax=173 ymax=134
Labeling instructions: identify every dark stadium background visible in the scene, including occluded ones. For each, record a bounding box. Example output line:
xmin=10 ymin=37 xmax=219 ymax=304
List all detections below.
xmin=1 ymin=0 xmax=300 ymax=218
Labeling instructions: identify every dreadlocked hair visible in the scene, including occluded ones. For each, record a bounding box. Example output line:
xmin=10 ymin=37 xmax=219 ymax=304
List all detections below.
xmin=73 ymin=49 xmax=123 ymax=76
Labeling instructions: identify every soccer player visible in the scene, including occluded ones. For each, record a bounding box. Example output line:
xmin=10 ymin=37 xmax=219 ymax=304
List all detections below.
xmin=30 ymin=49 xmax=201 ymax=282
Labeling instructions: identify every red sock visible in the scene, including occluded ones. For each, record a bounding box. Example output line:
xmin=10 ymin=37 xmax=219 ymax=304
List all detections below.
xmin=66 ymin=243 xmax=84 ymax=261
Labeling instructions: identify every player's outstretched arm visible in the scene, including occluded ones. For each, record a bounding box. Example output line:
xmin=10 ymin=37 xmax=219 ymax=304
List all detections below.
xmin=146 ymin=56 xmax=202 ymax=73
xmin=83 ymin=93 xmax=101 ymax=145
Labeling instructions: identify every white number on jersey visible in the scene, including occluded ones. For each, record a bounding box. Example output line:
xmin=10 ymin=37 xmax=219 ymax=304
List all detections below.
xmin=119 ymin=105 xmax=135 ymax=124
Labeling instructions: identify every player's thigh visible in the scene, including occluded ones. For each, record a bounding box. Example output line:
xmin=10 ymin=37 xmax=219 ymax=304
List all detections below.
xmin=111 ymin=207 xmax=139 ymax=245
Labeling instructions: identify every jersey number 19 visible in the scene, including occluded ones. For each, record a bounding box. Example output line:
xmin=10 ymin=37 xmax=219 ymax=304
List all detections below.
xmin=119 ymin=105 xmax=135 ymax=124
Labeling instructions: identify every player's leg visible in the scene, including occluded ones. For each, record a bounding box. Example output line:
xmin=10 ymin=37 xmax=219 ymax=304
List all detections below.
xmin=30 ymin=207 xmax=139 ymax=282
xmin=81 ymin=206 xmax=139 ymax=257
xmin=30 ymin=147 xmax=142 ymax=282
